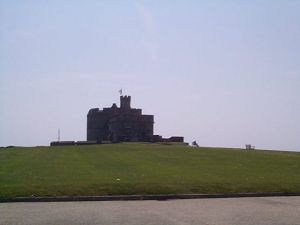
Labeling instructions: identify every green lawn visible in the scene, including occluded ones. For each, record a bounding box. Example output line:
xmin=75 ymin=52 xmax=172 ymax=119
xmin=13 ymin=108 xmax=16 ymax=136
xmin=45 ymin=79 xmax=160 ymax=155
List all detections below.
xmin=0 ymin=143 xmax=299 ymax=198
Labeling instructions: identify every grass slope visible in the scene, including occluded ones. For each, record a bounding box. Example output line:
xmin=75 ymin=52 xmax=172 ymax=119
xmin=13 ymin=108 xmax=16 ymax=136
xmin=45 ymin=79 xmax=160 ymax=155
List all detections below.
xmin=0 ymin=143 xmax=299 ymax=198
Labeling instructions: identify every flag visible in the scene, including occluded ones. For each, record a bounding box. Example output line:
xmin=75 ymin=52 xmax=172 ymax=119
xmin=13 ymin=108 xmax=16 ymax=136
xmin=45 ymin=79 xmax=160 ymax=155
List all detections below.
xmin=119 ymin=89 xmax=122 ymax=95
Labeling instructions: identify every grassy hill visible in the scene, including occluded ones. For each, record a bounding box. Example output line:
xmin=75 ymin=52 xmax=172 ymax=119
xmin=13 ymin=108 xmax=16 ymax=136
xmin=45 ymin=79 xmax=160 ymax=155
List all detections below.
xmin=0 ymin=143 xmax=299 ymax=198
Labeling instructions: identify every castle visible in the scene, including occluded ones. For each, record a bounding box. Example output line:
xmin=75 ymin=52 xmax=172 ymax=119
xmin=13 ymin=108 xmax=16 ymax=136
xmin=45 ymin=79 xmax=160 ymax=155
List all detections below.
xmin=50 ymin=95 xmax=183 ymax=146
xmin=87 ymin=96 xmax=184 ymax=143
xmin=87 ymin=96 xmax=154 ymax=142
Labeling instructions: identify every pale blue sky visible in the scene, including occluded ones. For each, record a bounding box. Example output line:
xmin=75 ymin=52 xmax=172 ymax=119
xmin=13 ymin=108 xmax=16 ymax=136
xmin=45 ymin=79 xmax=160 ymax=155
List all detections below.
xmin=0 ymin=0 xmax=299 ymax=150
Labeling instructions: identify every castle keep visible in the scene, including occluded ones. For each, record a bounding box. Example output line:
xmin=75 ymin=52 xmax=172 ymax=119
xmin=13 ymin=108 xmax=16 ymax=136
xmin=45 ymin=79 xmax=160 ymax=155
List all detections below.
xmin=87 ymin=96 xmax=154 ymax=142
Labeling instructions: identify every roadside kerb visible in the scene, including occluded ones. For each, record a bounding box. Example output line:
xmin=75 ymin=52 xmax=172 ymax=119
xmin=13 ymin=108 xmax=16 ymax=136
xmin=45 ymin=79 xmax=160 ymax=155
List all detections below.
xmin=1 ymin=192 xmax=300 ymax=203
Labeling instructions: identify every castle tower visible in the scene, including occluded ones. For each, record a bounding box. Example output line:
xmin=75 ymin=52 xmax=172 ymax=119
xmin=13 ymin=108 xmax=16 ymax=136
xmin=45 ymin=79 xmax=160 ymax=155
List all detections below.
xmin=120 ymin=95 xmax=131 ymax=110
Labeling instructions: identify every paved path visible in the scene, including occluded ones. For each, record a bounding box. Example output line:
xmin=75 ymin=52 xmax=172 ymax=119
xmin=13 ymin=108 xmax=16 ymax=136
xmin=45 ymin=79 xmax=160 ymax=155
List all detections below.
xmin=1 ymin=197 xmax=300 ymax=225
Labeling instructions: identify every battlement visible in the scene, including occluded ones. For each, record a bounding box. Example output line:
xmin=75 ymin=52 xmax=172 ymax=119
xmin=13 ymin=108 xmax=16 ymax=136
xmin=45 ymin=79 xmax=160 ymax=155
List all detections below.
xmin=120 ymin=95 xmax=131 ymax=109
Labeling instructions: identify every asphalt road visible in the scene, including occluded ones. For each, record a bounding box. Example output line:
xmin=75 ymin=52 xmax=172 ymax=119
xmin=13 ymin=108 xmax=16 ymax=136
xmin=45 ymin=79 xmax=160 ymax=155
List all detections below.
xmin=1 ymin=197 xmax=300 ymax=225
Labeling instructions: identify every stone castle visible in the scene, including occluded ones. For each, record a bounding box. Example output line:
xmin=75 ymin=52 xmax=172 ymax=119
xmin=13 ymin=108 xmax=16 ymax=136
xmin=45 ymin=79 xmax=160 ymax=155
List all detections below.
xmin=87 ymin=96 xmax=154 ymax=142
xmin=87 ymin=96 xmax=184 ymax=143
xmin=51 ymin=95 xmax=183 ymax=146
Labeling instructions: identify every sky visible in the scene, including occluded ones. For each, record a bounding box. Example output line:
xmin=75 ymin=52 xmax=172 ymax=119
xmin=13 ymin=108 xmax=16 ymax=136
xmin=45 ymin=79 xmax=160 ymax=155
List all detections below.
xmin=0 ymin=0 xmax=299 ymax=151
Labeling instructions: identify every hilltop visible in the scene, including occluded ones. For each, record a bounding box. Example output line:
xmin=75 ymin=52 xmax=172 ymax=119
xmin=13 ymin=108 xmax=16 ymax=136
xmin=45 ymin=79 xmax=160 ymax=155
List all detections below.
xmin=0 ymin=143 xmax=299 ymax=198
